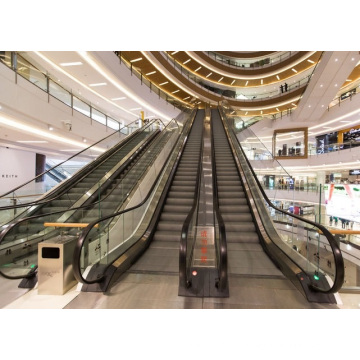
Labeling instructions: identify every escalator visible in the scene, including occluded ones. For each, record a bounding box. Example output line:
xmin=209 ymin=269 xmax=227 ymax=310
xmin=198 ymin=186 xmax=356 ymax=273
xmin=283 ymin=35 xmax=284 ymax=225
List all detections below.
xmin=213 ymin=107 xmax=344 ymax=303
xmin=72 ymin=107 xmax=344 ymax=304
xmin=71 ymin=110 xmax=202 ymax=291
xmin=0 ymin=121 xmax=163 ymax=281
xmin=129 ymin=110 xmax=204 ymax=274
xmin=211 ymin=109 xmax=285 ymax=279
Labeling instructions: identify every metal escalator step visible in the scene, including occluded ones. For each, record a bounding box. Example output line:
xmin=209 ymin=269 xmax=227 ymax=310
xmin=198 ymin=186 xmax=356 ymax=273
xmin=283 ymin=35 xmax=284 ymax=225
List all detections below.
xmin=152 ymin=231 xmax=181 ymax=242
xmin=222 ymin=213 xmax=253 ymax=222
xmin=167 ymin=191 xmax=193 ymax=198
xmin=226 ymin=232 xmax=260 ymax=243
xmin=166 ymin=198 xmax=193 ymax=206
xmin=156 ymin=222 xmax=184 ymax=231
xmin=220 ymin=198 xmax=247 ymax=205
xmin=220 ymin=205 xmax=250 ymax=213
xmin=218 ymin=191 xmax=245 ymax=198
xmin=163 ymin=204 xmax=192 ymax=213
xmin=160 ymin=213 xmax=188 ymax=222
xmin=223 ymin=223 xmax=256 ymax=232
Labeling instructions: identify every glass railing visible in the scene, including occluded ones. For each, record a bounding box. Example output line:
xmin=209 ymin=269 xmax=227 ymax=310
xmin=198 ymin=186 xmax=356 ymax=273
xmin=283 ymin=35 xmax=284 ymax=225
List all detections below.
xmin=0 ymin=117 xmax=183 ymax=280
xmin=309 ymin=140 xmax=360 ymax=155
xmin=72 ymin=111 xmax=195 ymax=286
xmin=219 ymin=106 xmax=345 ymax=296
xmin=162 ymin=52 xmax=312 ymax=102
xmin=0 ymin=52 xmax=124 ymax=131
xmin=206 ymin=51 xmax=297 ymax=69
xmin=115 ymin=52 xmax=193 ymax=113
xmin=0 ymin=119 xmax=159 ymax=227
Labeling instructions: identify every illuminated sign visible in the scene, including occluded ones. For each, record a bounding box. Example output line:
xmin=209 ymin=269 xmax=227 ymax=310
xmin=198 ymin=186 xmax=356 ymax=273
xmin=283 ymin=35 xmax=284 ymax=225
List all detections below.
xmin=349 ymin=169 xmax=360 ymax=175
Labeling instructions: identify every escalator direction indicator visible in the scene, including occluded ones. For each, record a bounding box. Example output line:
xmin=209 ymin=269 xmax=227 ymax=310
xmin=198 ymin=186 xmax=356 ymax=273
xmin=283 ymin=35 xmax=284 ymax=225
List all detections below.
xmin=200 ymin=229 xmax=208 ymax=263
xmin=193 ymin=226 xmax=215 ymax=267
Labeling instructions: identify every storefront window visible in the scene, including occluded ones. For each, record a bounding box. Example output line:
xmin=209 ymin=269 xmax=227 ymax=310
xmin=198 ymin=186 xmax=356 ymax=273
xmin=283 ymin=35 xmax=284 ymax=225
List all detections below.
xmin=273 ymin=128 xmax=308 ymax=159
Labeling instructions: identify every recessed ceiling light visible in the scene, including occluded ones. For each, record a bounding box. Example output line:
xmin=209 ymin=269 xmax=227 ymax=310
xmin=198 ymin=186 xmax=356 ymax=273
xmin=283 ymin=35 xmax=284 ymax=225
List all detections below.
xmin=159 ymin=81 xmax=169 ymax=86
xmin=130 ymin=107 xmax=141 ymax=111
xmin=231 ymin=80 xmax=235 ymax=85
xmin=346 ymin=79 xmax=352 ymax=82
xmin=292 ymin=68 xmax=298 ymax=73
xmin=307 ymin=59 xmax=315 ymax=64
xmin=111 ymin=97 xmax=126 ymax=101
xmin=320 ymin=84 xmax=323 ymax=87
xmin=276 ymin=75 xmax=280 ymax=80
xmin=89 ymin=83 xmax=107 ymax=87
xmin=245 ymin=81 xmax=249 ymax=86
xmin=16 ymin=140 xmax=48 ymax=143
xmin=261 ymin=79 xmax=263 ymax=84
xmin=245 ymin=112 xmax=248 ymax=115
xmin=183 ymin=59 xmax=191 ymax=65
xmin=335 ymin=84 xmax=338 ymax=87
xmin=146 ymin=71 xmax=156 ymax=76
xmin=48 ymin=125 xmax=54 ymax=131
xmin=130 ymin=58 xmax=142 ymax=63
xmin=335 ymin=58 xmax=338 ymax=62
xmin=60 ymin=62 xmax=83 ymax=66
xmin=276 ymin=108 xmax=279 ymax=111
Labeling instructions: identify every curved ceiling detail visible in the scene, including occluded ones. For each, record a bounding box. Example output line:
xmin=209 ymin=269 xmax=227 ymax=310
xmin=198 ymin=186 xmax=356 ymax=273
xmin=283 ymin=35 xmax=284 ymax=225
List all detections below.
xmin=214 ymin=51 xmax=276 ymax=59
xmin=174 ymin=51 xmax=320 ymax=82
xmin=118 ymin=50 xmax=325 ymax=118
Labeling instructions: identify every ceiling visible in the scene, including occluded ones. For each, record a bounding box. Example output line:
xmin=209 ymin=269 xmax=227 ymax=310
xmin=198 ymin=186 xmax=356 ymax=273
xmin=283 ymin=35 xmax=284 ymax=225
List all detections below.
xmin=1 ymin=50 xmax=360 ymax=160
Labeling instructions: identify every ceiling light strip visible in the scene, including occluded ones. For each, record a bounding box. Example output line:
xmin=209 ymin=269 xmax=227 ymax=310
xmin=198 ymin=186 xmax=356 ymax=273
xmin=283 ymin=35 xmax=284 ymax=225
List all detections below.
xmin=34 ymin=52 xmax=138 ymax=118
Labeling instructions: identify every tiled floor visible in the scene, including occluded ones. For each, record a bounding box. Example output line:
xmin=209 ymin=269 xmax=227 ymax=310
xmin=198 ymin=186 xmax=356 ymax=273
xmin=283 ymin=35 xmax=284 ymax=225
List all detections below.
xmin=2 ymin=271 xmax=359 ymax=309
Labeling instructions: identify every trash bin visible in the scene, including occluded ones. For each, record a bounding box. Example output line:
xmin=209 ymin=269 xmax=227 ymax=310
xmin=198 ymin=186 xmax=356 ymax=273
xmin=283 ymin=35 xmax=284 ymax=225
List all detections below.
xmin=38 ymin=235 xmax=78 ymax=295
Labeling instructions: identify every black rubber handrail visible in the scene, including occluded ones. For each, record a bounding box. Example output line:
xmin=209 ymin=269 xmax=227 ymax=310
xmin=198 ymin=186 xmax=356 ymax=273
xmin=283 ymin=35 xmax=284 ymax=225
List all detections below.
xmin=72 ymin=116 xmax=191 ymax=285
xmin=179 ymin=113 xmax=205 ymax=289
xmin=219 ymin=107 xmax=345 ymax=294
xmin=209 ymin=114 xmax=228 ymax=291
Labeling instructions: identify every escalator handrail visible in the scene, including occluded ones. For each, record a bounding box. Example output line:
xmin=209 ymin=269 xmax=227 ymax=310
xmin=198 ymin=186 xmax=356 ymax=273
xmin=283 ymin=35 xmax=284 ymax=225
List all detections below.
xmin=72 ymin=118 xmax=188 ymax=285
xmin=210 ymin=114 xmax=228 ymax=291
xmin=0 ymin=119 xmax=162 ymax=211
xmin=179 ymin=114 xmax=205 ymax=289
xmin=219 ymin=107 xmax=345 ymax=294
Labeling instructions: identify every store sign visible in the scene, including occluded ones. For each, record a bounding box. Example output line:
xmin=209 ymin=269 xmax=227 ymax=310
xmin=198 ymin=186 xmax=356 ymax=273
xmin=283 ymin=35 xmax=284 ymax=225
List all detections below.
xmin=1 ymin=174 xmax=18 ymax=178
xmin=349 ymin=169 xmax=360 ymax=175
